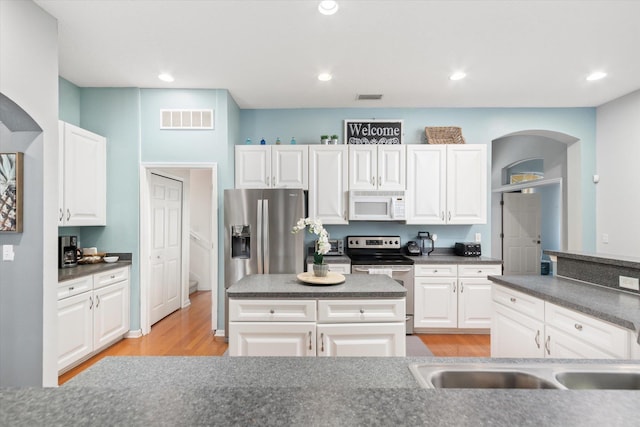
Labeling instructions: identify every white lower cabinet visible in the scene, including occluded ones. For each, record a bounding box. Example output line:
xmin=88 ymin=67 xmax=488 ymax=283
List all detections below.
xmin=228 ymin=298 xmax=405 ymax=357
xmin=414 ymin=264 xmax=500 ymax=330
xmin=57 ymin=267 xmax=130 ymax=373
xmin=492 ymin=284 xmax=631 ymax=359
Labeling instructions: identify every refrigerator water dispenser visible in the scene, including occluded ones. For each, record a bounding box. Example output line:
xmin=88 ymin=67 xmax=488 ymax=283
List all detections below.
xmin=231 ymin=225 xmax=251 ymax=259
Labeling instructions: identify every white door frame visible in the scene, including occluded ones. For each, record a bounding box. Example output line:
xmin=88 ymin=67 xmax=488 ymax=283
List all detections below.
xmin=140 ymin=162 xmax=218 ymax=335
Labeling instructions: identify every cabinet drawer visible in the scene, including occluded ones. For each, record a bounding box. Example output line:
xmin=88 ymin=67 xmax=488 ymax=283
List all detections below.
xmin=458 ymin=264 xmax=502 ymax=277
xmin=492 ymin=284 xmax=544 ymax=321
xmin=307 ymin=263 xmax=351 ymax=274
xmin=229 ymin=299 xmax=316 ymax=322
xmin=414 ymin=264 xmax=457 ymax=277
xmin=94 ymin=267 xmax=129 ymax=289
xmin=545 ymin=302 xmax=629 ymax=358
xmin=318 ymin=299 xmax=405 ymax=323
xmin=58 ymin=276 xmax=92 ymax=300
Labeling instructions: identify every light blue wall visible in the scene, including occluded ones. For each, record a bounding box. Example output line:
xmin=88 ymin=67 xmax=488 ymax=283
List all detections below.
xmin=58 ymin=77 xmax=81 ymax=126
xmin=240 ymin=107 xmax=597 ymax=253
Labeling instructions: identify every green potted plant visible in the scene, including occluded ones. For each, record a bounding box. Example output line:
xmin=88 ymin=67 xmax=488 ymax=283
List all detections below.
xmin=320 ymin=135 xmax=329 ymax=144
xmin=331 ymin=134 xmax=339 ymax=144
xmin=292 ymin=217 xmax=330 ymax=276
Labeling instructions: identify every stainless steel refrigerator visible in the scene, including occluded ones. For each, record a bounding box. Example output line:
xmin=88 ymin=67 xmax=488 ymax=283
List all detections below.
xmin=224 ymin=188 xmax=306 ymax=337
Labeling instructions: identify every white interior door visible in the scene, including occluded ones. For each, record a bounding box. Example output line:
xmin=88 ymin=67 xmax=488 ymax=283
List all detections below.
xmin=149 ymin=173 xmax=183 ymax=325
xmin=503 ymin=193 xmax=541 ymax=275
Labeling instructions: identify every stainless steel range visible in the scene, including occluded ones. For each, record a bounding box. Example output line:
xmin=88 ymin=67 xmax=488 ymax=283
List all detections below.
xmin=347 ymin=235 xmax=414 ymax=334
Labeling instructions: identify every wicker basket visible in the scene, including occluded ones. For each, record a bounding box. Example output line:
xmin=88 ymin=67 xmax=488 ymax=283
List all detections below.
xmin=425 ymin=127 xmax=466 ymax=144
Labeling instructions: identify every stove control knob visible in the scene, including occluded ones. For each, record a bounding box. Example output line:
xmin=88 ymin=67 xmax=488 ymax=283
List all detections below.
xmin=395 ymin=240 xmax=399 ymax=245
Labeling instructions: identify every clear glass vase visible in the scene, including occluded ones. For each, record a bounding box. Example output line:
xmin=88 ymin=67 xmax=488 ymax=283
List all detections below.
xmin=313 ymin=263 xmax=329 ymax=277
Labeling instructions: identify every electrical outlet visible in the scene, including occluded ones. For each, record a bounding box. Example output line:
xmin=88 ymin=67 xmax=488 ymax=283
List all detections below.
xmin=3 ymin=245 xmax=14 ymax=261
xmin=475 ymin=233 xmax=481 ymax=243
xmin=602 ymin=234 xmax=609 ymax=244
xmin=619 ymin=276 xmax=640 ymax=291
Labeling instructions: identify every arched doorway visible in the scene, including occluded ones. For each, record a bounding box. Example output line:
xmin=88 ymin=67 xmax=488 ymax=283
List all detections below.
xmin=491 ymin=130 xmax=581 ymax=273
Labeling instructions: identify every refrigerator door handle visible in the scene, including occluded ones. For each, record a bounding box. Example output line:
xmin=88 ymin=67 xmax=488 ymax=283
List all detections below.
xmin=263 ymin=199 xmax=270 ymax=273
xmin=257 ymin=199 xmax=264 ymax=274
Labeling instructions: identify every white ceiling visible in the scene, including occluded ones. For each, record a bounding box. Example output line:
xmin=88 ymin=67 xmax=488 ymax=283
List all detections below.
xmin=35 ymin=0 xmax=640 ymax=109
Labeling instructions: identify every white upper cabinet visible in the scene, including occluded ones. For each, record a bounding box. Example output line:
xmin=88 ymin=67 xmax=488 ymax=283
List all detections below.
xmin=349 ymin=145 xmax=405 ymax=190
xmin=406 ymin=144 xmax=486 ymax=224
xmin=235 ymin=145 xmax=308 ymax=189
xmin=59 ymin=121 xmax=107 ymax=226
xmin=309 ymin=145 xmax=349 ymax=224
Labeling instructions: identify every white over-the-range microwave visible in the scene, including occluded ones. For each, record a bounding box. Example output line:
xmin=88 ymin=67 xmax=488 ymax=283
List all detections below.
xmin=348 ymin=190 xmax=406 ymax=221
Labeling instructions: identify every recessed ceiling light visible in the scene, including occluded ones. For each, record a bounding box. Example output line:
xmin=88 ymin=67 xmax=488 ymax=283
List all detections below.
xmin=158 ymin=73 xmax=174 ymax=82
xmin=449 ymin=72 xmax=466 ymax=81
xmin=586 ymin=71 xmax=607 ymax=81
xmin=318 ymin=1 xmax=339 ymax=15
xmin=318 ymin=73 xmax=333 ymax=82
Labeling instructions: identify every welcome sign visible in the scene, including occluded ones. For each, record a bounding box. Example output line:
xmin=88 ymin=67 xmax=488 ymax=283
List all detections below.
xmin=344 ymin=119 xmax=403 ymax=144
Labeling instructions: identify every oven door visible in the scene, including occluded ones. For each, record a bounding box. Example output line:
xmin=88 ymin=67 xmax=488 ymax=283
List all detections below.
xmin=351 ymin=264 xmax=414 ymax=334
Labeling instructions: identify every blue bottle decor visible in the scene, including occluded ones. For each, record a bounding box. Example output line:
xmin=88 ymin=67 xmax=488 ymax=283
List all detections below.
xmin=245 ymin=138 xmax=252 ymax=145
xmin=290 ymin=137 xmax=296 ymax=145
xmin=260 ymin=138 xmax=266 ymax=145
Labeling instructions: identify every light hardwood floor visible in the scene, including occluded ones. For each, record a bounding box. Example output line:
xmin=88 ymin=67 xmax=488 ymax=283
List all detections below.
xmin=59 ymin=290 xmax=490 ymax=385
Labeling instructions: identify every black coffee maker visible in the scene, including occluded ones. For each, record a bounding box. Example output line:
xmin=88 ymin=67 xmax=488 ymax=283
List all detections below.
xmin=59 ymin=236 xmax=78 ymax=268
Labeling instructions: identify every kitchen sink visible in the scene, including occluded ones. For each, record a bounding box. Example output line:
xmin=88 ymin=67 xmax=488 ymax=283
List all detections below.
xmin=555 ymin=371 xmax=640 ymax=390
xmin=409 ymin=363 xmax=640 ymax=390
xmin=427 ymin=370 xmax=558 ymax=389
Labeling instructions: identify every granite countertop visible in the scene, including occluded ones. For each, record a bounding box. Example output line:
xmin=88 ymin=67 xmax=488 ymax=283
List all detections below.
xmin=489 ymin=275 xmax=640 ymax=340
xmin=545 ymin=250 xmax=640 ymax=269
xmin=306 ymin=254 xmax=351 ymax=264
xmin=58 ymin=260 xmax=132 ymax=283
xmin=2 ymin=356 xmax=639 ymax=426
xmin=227 ymin=273 xmax=406 ymax=298
xmin=408 ymin=255 xmax=502 ymax=265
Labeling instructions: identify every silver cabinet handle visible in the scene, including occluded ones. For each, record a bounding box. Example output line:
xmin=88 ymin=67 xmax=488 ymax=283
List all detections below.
xmin=266 ymin=176 xmax=270 ymax=186
xmin=460 ymin=283 xmax=464 ymax=293
xmin=371 ymin=176 xmax=375 ymax=186
xmin=477 ymin=270 xmax=483 ymax=274
xmin=69 ymin=286 xmax=74 ymax=291
xmin=448 ymin=211 xmax=452 ymax=221
xmin=89 ymin=296 xmax=93 ymax=309
xmin=269 ymin=309 xmax=275 ymax=314
xmin=59 ymin=208 xmax=64 ymax=222
xmin=110 ymin=275 xmax=116 ymax=279
xmin=574 ymin=323 xmax=583 ymax=331
xmin=95 ymin=295 xmax=100 ymax=308
xmin=378 ymin=176 xmax=382 ymax=187
xmin=535 ymin=330 xmax=541 ymax=349
xmin=308 ymin=331 xmax=312 ymax=351
xmin=359 ymin=308 xmax=365 ymax=314
xmin=545 ymin=335 xmax=551 ymax=355
xmin=320 ymin=332 xmax=325 ymax=353
xmin=453 ymin=283 xmax=457 ymax=292
xmin=441 ymin=211 xmax=445 ymax=221
xmin=510 ymin=297 xmax=516 ymax=303
xmin=66 ymin=209 xmax=71 ymax=221
xmin=272 ymin=176 xmax=275 ymax=187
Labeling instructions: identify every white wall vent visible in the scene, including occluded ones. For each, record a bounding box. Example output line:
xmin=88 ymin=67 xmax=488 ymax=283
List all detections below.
xmin=160 ymin=109 xmax=214 ymax=130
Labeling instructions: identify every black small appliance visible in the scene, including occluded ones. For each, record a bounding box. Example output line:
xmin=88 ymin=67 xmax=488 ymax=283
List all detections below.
xmin=454 ymin=242 xmax=481 ymax=257
xmin=59 ymin=235 xmax=78 ymax=268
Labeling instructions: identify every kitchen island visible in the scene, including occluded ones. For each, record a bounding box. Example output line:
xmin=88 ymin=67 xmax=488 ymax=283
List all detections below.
xmin=2 ymin=356 xmax=639 ymax=426
xmin=227 ymin=274 xmax=407 ymax=357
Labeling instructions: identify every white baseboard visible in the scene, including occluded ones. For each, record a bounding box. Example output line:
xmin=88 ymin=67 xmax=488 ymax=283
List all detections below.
xmin=214 ymin=329 xmax=225 ymax=337
xmin=125 ymin=329 xmax=143 ymax=339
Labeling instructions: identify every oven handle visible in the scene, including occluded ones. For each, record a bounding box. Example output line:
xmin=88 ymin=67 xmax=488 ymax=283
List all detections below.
xmin=353 ymin=267 xmax=413 ymax=273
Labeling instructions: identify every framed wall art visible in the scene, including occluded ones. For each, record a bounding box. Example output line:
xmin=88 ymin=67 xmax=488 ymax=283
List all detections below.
xmin=344 ymin=119 xmax=403 ymax=144
xmin=0 ymin=152 xmax=24 ymax=233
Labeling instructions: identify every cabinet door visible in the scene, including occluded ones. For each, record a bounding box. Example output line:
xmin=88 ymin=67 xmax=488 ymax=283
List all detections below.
xmin=406 ymin=145 xmax=446 ymax=224
xmin=93 ymin=280 xmax=130 ymax=351
xmin=377 ymin=145 xmax=405 ymax=190
xmin=545 ymin=326 xmax=617 ymax=359
xmin=491 ymin=302 xmax=544 ymax=358
xmin=414 ymin=277 xmax=457 ymax=328
xmin=228 ymin=322 xmax=316 ymax=356
xmin=348 ymin=145 xmax=377 ymax=189
xmin=446 ymin=145 xmax=487 ymax=224
xmin=58 ymin=121 xmax=65 ymax=225
xmin=317 ymin=323 xmax=405 ymax=357
xmin=272 ymin=145 xmax=308 ymax=189
xmin=235 ymin=146 xmax=270 ymax=188
xmin=58 ymin=292 xmax=93 ymax=372
xmin=61 ymin=122 xmax=107 ymax=226
xmin=309 ymin=146 xmax=349 ymax=224
xmin=458 ymin=278 xmax=493 ymax=328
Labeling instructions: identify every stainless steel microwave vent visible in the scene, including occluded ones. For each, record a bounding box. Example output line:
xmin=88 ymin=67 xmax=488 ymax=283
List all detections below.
xmin=160 ymin=109 xmax=214 ymax=129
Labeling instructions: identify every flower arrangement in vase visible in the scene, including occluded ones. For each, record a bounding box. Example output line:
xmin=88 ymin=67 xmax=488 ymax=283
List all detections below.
xmin=292 ymin=217 xmax=330 ymax=276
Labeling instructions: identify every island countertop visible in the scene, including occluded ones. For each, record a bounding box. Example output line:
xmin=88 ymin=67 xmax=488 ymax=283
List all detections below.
xmin=227 ymin=273 xmax=406 ymax=299
xmin=2 ymin=356 xmax=639 ymax=426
